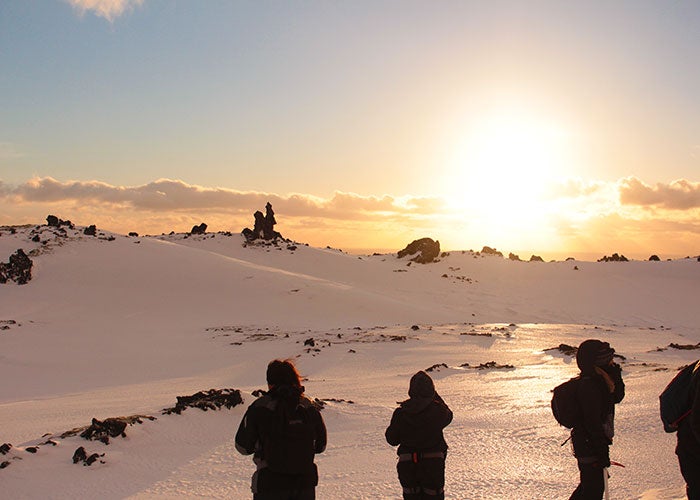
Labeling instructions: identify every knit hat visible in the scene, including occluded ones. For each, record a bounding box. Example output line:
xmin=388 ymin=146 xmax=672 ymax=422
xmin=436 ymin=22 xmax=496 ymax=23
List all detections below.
xmin=409 ymin=371 xmax=435 ymax=399
xmin=576 ymin=339 xmax=615 ymax=372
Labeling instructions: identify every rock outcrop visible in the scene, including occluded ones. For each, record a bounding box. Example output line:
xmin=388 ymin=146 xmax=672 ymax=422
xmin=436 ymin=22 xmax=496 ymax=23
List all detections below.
xmin=242 ymin=203 xmax=283 ymax=242
xmin=0 ymin=249 xmax=33 ymax=285
xmin=190 ymin=223 xmax=207 ymax=235
xmin=46 ymin=215 xmax=73 ymax=229
xmin=598 ymin=253 xmax=628 ymax=262
xmin=397 ymin=238 xmax=440 ymax=264
xmin=161 ymin=388 xmax=243 ymax=415
xmin=480 ymin=246 xmax=503 ymax=257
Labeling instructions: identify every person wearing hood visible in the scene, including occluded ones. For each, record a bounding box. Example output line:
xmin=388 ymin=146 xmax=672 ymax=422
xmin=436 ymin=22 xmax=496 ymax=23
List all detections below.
xmin=385 ymin=370 xmax=453 ymax=500
xmin=569 ymin=339 xmax=625 ymax=500
xmin=235 ymin=359 xmax=327 ymax=500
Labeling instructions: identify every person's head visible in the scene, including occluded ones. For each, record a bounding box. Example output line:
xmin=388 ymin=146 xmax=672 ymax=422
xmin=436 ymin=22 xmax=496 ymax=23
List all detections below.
xmin=266 ymin=359 xmax=303 ymax=390
xmin=576 ymin=339 xmax=615 ymax=373
xmin=408 ymin=370 xmax=435 ymax=400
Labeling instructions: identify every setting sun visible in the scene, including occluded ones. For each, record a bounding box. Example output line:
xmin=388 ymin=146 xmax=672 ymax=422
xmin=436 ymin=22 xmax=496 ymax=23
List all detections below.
xmin=442 ymin=111 xmax=576 ymax=249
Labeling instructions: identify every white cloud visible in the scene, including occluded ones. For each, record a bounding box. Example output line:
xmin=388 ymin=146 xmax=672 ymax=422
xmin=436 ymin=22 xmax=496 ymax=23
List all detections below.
xmin=4 ymin=177 xmax=444 ymax=220
xmin=66 ymin=0 xmax=144 ymax=21
xmin=619 ymin=176 xmax=700 ymax=210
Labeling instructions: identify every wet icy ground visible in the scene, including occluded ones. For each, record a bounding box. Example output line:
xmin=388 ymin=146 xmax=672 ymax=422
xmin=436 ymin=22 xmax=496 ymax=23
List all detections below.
xmin=3 ymin=322 xmax=691 ymax=499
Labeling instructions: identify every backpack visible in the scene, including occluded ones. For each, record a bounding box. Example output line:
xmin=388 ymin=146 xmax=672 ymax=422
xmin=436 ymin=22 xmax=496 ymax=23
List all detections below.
xmin=263 ymin=402 xmax=317 ymax=474
xmin=551 ymin=377 xmax=582 ymax=428
xmin=659 ymin=360 xmax=699 ymax=433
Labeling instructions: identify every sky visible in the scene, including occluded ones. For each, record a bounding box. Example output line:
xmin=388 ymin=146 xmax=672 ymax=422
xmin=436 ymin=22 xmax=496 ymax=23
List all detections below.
xmin=1 ymin=0 xmax=699 ymax=258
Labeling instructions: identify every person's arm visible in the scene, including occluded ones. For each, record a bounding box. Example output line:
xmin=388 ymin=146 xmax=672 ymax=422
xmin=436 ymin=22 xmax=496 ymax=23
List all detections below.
xmin=691 ymin=373 xmax=700 ymax=442
xmin=235 ymin=407 xmax=259 ymax=455
xmin=313 ymin=408 xmax=327 ymax=454
xmin=607 ymin=363 xmax=625 ymax=404
xmin=434 ymin=392 xmax=453 ymax=428
xmin=385 ymin=409 xmax=402 ymax=446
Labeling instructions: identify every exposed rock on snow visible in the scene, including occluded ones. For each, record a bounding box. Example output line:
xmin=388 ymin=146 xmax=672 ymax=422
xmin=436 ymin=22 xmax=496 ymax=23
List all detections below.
xmin=161 ymin=388 xmax=243 ymax=415
xmin=242 ymin=202 xmax=283 ymax=242
xmin=546 ymin=343 xmax=579 ymax=357
xmin=479 ymin=246 xmax=503 ymax=257
xmin=0 ymin=319 xmax=18 ymax=331
xmin=190 ymin=223 xmax=207 ymax=235
xmin=598 ymin=253 xmax=629 ymax=262
xmin=61 ymin=415 xmax=156 ymax=444
xmin=426 ymin=363 xmax=448 ymax=372
xmin=669 ymin=342 xmax=700 ymax=350
xmin=0 ymin=248 xmax=33 ymax=284
xmin=46 ymin=215 xmax=73 ymax=229
xmin=72 ymin=446 xmax=105 ymax=466
xmin=397 ymin=237 xmax=440 ymax=264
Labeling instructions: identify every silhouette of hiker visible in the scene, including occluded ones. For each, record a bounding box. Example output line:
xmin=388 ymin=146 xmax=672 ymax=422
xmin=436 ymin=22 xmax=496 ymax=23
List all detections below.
xmin=236 ymin=359 xmax=327 ymax=500
xmin=569 ymin=340 xmax=625 ymax=500
xmin=674 ymin=360 xmax=700 ymax=499
xmin=386 ymin=370 xmax=453 ymax=500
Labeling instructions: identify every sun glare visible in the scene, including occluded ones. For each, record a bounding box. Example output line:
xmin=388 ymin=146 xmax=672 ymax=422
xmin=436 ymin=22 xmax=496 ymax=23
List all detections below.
xmin=442 ymin=111 xmax=574 ymax=248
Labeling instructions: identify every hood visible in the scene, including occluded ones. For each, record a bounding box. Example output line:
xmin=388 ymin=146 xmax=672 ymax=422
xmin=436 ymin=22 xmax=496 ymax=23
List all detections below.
xmin=576 ymin=339 xmax=615 ymax=373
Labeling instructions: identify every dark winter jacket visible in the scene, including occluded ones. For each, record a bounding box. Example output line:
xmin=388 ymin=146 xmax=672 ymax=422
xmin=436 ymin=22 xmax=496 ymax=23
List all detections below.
xmin=571 ymin=342 xmax=625 ymax=461
xmin=235 ymin=385 xmax=327 ymax=493
xmin=676 ymin=362 xmax=700 ymax=456
xmin=385 ymin=392 xmax=453 ymax=455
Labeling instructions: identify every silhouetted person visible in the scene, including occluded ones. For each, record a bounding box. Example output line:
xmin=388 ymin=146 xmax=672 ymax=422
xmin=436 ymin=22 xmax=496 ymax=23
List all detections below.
xmin=676 ymin=361 xmax=700 ymax=499
xmin=386 ymin=371 xmax=453 ymax=500
xmin=569 ymin=340 xmax=625 ymax=500
xmin=236 ymin=359 xmax=327 ymax=500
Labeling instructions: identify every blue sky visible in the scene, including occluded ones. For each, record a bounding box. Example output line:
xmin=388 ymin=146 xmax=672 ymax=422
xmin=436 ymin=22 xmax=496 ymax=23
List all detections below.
xmin=1 ymin=1 xmax=699 ymax=256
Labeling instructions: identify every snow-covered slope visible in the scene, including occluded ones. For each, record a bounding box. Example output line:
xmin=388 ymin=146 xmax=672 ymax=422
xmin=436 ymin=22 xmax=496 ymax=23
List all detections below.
xmin=1 ymin=224 xmax=698 ymax=498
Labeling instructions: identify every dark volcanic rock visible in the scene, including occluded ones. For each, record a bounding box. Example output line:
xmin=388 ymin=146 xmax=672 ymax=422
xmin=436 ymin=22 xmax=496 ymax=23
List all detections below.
xmin=546 ymin=344 xmax=578 ymax=356
xmin=598 ymin=253 xmax=628 ymax=262
xmin=649 ymin=255 xmax=660 ymax=261
xmin=242 ymin=202 xmax=283 ymax=242
xmin=162 ymin=388 xmax=243 ymax=415
xmin=46 ymin=215 xmax=73 ymax=228
xmin=72 ymin=446 xmax=104 ymax=466
xmin=80 ymin=418 xmax=128 ymax=444
xmin=397 ymin=238 xmax=440 ymax=264
xmin=0 ymin=249 xmax=33 ymax=284
xmin=190 ymin=223 xmax=207 ymax=235
xmin=0 ymin=443 xmax=12 ymax=455
xmin=426 ymin=363 xmax=448 ymax=372
xmin=83 ymin=225 xmax=97 ymax=236
xmin=61 ymin=415 xmax=155 ymax=444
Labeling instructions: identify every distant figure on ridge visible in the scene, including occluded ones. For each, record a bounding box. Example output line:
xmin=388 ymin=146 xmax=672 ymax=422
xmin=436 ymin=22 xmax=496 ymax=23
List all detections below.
xmin=568 ymin=340 xmax=625 ymax=499
xmin=236 ymin=359 xmax=327 ymax=499
xmin=385 ymin=370 xmax=453 ymax=500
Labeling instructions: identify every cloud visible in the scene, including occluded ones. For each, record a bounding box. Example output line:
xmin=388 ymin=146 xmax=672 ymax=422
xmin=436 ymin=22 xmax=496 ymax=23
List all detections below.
xmin=542 ymin=178 xmax=606 ymax=200
xmin=619 ymin=176 xmax=700 ymax=210
xmin=5 ymin=177 xmax=444 ymax=220
xmin=66 ymin=0 xmax=143 ymax=21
